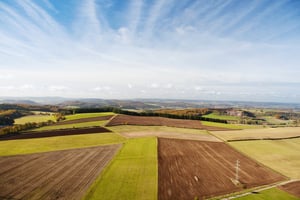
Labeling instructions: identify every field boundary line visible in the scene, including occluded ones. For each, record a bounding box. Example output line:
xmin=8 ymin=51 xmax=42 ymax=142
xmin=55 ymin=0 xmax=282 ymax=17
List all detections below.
xmin=227 ymin=135 xmax=300 ymax=142
xmin=221 ymin=179 xmax=300 ymax=199
xmin=82 ymin=142 xmax=125 ymax=199
xmin=104 ymin=114 xmax=119 ymax=127
xmin=226 ymin=142 xmax=290 ymax=180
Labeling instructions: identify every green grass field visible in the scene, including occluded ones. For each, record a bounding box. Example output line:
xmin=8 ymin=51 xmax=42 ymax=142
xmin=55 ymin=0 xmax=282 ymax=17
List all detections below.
xmin=84 ymin=137 xmax=157 ymax=200
xmin=235 ymin=188 xmax=299 ymax=200
xmin=201 ymin=121 xmax=261 ymax=130
xmin=107 ymin=125 xmax=208 ymax=135
xmin=230 ymin=138 xmax=300 ymax=179
xmin=32 ymin=120 xmax=109 ymax=131
xmin=65 ymin=112 xmax=114 ymax=121
xmin=0 ymin=133 xmax=125 ymax=156
xmin=203 ymin=113 xmax=239 ymax=120
xmin=14 ymin=115 xmax=55 ymax=124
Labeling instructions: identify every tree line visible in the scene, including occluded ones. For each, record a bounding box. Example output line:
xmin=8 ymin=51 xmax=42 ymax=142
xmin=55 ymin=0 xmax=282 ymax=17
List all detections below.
xmin=70 ymin=107 xmax=228 ymax=123
xmin=0 ymin=120 xmax=55 ymax=136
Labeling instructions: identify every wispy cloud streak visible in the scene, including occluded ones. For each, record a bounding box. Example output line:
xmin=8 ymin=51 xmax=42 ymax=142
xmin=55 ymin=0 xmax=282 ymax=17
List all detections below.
xmin=0 ymin=0 xmax=299 ymax=102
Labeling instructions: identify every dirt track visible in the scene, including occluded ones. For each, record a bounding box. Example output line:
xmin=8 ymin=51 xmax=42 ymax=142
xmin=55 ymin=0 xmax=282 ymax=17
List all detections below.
xmin=278 ymin=180 xmax=300 ymax=198
xmin=56 ymin=115 xmax=114 ymax=125
xmin=106 ymin=115 xmax=231 ymax=131
xmin=0 ymin=144 xmax=121 ymax=200
xmin=158 ymin=138 xmax=285 ymax=200
xmin=120 ymin=131 xmax=222 ymax=142
xmin=0 ymin=127 xmax=111 ymax=140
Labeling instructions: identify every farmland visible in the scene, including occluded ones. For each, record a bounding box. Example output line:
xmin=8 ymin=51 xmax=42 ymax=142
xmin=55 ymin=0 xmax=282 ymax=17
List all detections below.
xmin=14 ymin=114 xmax=55 ymax=124
xmin=107 ymin=125 xmax=209 ymax=134
xmin=230 ymin=138 xmax=300 ymax=179
xmin=84 ymin=137 xmax=157 ymax=200
xmin=56 ymin=115 xmax=113 ymax=125
xmin=0 ymin=107 xmax=298 ymax=200
xmin=64 ymin=112 xmax=114 ymax=121
xmin=212 ymin=127 xmax=300 ymax=141
xmin=31 ymin=114 xmax=113 ymax=131
xmin=158 ymin=138 xmax=285 ymax=200
xmin=235 ymin=187 xmax=299 ymax=200
xmin=32 ymin=120 xmax=109 ymax=131
xmin=1 ymin=127 xmax=111 ymax=140
xmin=201 ymin=121 xmax=261 ymax=130
xmin=106 ymin=114 xmax=232 ymax=130
xmin=278 ymin=181 xmax=300 ymax=198
xmin=0 ymin=132 xmax=125 ymax=156
xmin=203 ymin=112 xmax=240 ymax=120
xmin=0 ymin=144 xmax=121 ymax=200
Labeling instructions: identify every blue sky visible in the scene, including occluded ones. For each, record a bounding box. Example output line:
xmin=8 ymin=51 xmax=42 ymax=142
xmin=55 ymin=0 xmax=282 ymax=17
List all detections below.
xmin=0 ymin=0 xmax=300 ymax=102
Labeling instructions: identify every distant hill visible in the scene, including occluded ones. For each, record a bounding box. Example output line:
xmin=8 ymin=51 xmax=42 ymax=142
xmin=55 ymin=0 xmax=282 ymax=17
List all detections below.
xmin=0 ymin=97 xmax=300 ymax=110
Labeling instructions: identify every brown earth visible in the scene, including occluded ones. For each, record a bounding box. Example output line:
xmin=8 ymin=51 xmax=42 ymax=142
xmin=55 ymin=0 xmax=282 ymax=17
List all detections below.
xmin=158 ymin=138 xmax=285 ymax=200
xmin=120 ymin=131 xmax=222 ymax=142
xmin=278 ymin=180 xmax=300 ymax=198
xmin=0 ymin=144 xmax=121 ymax=200
xmin=56 ymin=115 xmax=114 ymax=125
xmin=0 ymin=127 xmax=111 ymax=140
xmin=106 ymin=115 xmax=231 ymax=131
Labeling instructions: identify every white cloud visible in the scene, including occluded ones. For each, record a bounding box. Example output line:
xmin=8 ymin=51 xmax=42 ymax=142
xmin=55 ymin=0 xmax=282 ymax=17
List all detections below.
xmin=49 ymin=85 xmax=68 ymax=92
xmin=0 ymin=73 xmax=13 ymax=80
xmin=20 ymin=84 xmax=34 ymax=90
xmin=194 ymin=86 xmax=203 ymax=91
xmin=127 ymin=83 xmax=133 ymax=89
xmin=0 ymin=85 xmax=15 ymax=90
xmin=164 ymin=83 xmax=173 ymax=89
xmin=117 ymin=27 xmax=131 ymax=44
xmin=149 ymin=83 xmax=159 ymax=89
xmin=92 ymin=86 xmax=111 ymax=91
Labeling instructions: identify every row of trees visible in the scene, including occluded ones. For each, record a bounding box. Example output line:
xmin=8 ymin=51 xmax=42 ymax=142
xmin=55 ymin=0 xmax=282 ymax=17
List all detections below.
xmin=69 ymin=107 xmax=228 ymax=124
xmin=0 ymin=120 xmax=55 ymax=136
xmin=0 ymin=110 xmax=23 ymax=126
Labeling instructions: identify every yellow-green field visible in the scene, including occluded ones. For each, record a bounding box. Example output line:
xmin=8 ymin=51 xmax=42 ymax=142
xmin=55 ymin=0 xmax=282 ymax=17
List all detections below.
xmin=14 ymin=115 xmax=55 ymax=124
xmin=3 ymin=113 xmax=300 ymax=200
xmin=213 ymin=127 xmax=300 ymax=141
xmin=65 ymin=112 xmax=114 ymax=121
xmin=32 ymin=120 xmax=109 ymax=131
xmin=230 ymin=138 xmax=300 ymax=179
xmin=235 ymin=188 xmax=299 ymax=200
xmin=202 ymin=113 xmax=239 ymax=120
xmin=201 ymin=121 xmax=261 ymax=130
xmin=84 ymin=137 xmax=157 ymax=200
xmin=0 ymin=133 xmax=125 ymax=156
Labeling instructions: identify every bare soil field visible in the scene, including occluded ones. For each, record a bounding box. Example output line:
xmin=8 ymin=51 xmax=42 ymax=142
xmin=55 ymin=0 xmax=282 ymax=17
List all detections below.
xmin=278 ymin=181 xmax=300 ymax=198
xmin=121 ymin=131 xmax=221 ymax=142
xmin=158 ymin=138 xmax=285 ymax=200
xmin=212 ymin=127 xmax=300 ymax=141
xmin=0 ymin=144 xmax=121 ymax=200
xmin=56 ymin=115 xmax=114 ymax=125
xmin=106 ymin=115 xmax=231 ymax=131
xmin=0 ymin=127 xmax=111 ymax=140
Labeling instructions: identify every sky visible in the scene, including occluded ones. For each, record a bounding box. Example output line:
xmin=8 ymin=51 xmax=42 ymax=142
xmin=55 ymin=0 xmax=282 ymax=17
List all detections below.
xmin=0 ymin=0 xmax=300 ymax=103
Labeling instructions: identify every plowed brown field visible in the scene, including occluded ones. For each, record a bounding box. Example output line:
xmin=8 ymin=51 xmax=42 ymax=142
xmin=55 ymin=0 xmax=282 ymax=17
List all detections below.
xmin=158 ymin=138 xmax=285 ymax=200
xmin=0 ymin=127 xmax=111 ymax=140
xmin=278 ymin=181 xmax=300 ymax=198
xmin=106 ymin=115 xmax=231 ymax=131
xmin=0 ymin=144 xmax=121 ymax=200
